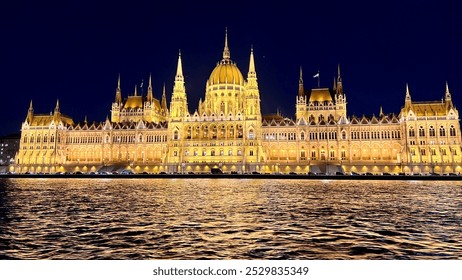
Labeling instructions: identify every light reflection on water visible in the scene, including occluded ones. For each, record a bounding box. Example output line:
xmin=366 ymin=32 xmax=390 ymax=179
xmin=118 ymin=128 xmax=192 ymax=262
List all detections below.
xmin=0 ymin=178 xmax=461 ymax=259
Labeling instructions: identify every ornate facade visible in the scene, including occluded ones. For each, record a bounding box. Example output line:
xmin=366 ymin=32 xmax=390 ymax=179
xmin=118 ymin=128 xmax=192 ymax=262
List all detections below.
xmin=13 ymin=32 xmax=462 ymax=175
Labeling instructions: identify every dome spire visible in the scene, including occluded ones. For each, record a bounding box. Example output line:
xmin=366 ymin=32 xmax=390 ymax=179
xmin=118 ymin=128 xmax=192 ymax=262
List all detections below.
xmin=223 ymin=27 xmax=230 ymax=61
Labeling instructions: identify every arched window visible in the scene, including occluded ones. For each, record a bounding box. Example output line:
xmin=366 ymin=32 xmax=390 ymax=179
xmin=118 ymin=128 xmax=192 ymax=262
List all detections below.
xmin=450 ymin=125 xmax=456 ymax=136
xmin=249 ymin=129 xmax=254 ymax=139
xmin=173 ymin=130 xmax=179 ymax=140
xmin=418 ymin=126 xmax=425 ymax=137
xmin=429 ymin=126 xmax=435 ymax=137
xmin=342 ymin=131 xmax=347 ymax=140
xmin=409 ymin=127 xmax=415 ymax=137
xmin=440 ymin=126 xmax=446 ymax=137
xmin=300 ymin=131 xmax=305 ymax=140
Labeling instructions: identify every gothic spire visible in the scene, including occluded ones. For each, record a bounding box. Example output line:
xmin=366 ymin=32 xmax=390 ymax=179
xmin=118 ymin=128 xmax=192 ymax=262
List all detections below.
xmin=54 ymin=99 xmax=60 ymax=113
xmin=223 ymin=27 xmax=230 ymax=61
xmin=176 ymin=50 xmax=184 ymax=81
xmin=134 ymin=84 xmax=138 ymax=96
xmin=445 ymin=81 xmax=452 ymax=100
xmin=115 ymin=74 xmax=122 ymax=104
xmin=248 ymin=46 xmax=256 ymax=77
xmin=161 ymin=82 xmax=168 ymax=113
xmin=147 ymin=73 xmax=153 ymax=102
xmin=298 ymin=66 xmax=304 ymax=97
xmin=405 ymin=83 xmax=411 ymax=100
xmin=337 ymin=64 xmax=342 ymax=81
xmin=404 ymin=83 xmax=412 ymax=109
xmin=27 ymin=100 xmax=34 ymax=123
xmin=336 ymin=64 xmax=343 ymax=94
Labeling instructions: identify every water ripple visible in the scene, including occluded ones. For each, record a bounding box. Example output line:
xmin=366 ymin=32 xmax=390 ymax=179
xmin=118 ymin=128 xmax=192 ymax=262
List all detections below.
xmin=0 ymin=178 xmax=461 ymax=259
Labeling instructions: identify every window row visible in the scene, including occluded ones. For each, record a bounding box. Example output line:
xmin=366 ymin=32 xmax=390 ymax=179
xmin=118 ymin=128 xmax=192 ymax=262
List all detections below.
xmin=264 ymin=132 xmax=298 ymax=141
xmin=350 ymin=130 xmax=401 ymax=140
xmin=409 ymin=125 xmax=457 ymax=137
xmin=173 ymin=149 xmax=248 ymax=157
xmin=410 ymin=148 xmax=458 ymax=156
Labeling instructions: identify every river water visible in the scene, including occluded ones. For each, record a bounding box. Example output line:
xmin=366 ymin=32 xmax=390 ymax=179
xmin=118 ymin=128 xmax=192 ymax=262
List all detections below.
xmin=0 ymin=178 xmax=461 ymax=259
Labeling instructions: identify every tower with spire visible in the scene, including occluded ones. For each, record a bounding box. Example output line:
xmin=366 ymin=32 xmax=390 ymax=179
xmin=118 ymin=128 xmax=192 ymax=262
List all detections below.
xmin=245 ymin=46 xmax=261 ymax=117
xmin=111 ymin=73 xmax=167 ymax=124
xmin=334 ymin=64 xmax=347 ymax=119
xmin=169 ymin=50 xmax=188 ymax=119
xmin=295 ymin=64 xmax=347 ymax=122
xmin=112 ymin=75 xmax=122 ymax=122
xmin=296 ymin=66 xmax=307 ymax=120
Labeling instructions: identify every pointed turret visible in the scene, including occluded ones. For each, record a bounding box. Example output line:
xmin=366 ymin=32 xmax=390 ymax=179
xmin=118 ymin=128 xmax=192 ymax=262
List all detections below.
xmin=404 ymin=83 xmax=412 ymax=112
xmin=223 ymin=27 xmax=230 ymax=61
xmin=27 ymin=100 xmax=34 ymax=123
xmin=298 ymin=66 xmax=304 ymax=97
xmin=445 ymin=81 xmax=453 ymax=108
xmin=115 ymin=74 xmax=122 ymax=104
xmin=175 ymin=50 xmax=184 ymax=82
xmin=333 ymin=76 xmax=337 ymax=91
xmin=54 ymin=99 xmax=60 ymax=113
xmin=405 ymin=83 xmax=411 ymax=102
xmin=246 ymin=46 xmax=259 ymax=91
xmin=147 ymin=73 xmax=153 ymax=102
xmin=53 ymin=99 xmax=61 ymax=121
xmin=244 ymin=45 xmax=261 ymax=118
xmin=248 ymin=45 xmax=256 ymax=75
xmin=170 ymin=51 xmax=188 ymax=118
xmin=161 ymin=82 xmax=168 ymax=113
xmin=379 ymin=106 xmax=384 ymax=117
xmin=133 ymin=85 xmax=138 ymax=96
xmin=445 ymin=81 xmax=452 ymax=101
xmin=336 ymin=64 xmax=343 ymax=94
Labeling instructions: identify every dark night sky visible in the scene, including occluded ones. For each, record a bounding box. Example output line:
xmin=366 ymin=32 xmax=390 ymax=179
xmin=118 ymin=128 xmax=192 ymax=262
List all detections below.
xmin=1 ymin=1 xmax=461 ymax=136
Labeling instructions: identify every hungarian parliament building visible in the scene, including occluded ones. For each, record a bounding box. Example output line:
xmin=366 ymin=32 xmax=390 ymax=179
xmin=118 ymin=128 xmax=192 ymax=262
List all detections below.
xmin=13 ymin=32 xmax=462 ymax=175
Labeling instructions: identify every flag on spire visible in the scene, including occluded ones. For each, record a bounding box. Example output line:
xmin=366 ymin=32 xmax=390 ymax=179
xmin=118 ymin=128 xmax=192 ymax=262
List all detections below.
xmin=313 ymin=71 xmax=320 ymax=88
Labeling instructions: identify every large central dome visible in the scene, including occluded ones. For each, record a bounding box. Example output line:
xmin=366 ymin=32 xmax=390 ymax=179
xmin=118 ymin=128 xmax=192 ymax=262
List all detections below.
xmin=209 ymin=60 xmax=244 ymax=85
xmin=207 ymin=30 xmax=244 ymax=86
